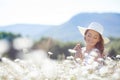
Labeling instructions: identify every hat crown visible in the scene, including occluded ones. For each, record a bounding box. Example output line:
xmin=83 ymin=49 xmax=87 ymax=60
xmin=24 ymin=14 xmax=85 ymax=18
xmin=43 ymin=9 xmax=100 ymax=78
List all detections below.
xmin=88 ymin=22 xmax=104 ymax=35
xmin=78 ymin=22 xmax=110 ymax=44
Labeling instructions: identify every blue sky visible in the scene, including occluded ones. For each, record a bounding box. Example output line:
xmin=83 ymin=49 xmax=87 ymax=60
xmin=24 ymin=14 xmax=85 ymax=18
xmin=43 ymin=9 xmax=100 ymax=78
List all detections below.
xmin=0 ymin=0 xmax=120 ymax=26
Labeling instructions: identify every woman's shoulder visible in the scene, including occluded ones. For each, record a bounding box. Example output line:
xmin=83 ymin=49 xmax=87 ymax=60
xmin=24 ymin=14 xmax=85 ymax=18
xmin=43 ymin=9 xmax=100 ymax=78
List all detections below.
xmin=91 ymin=48 xmax=102 ymax=58
xmin=92 ymin=48 xmax=100 ymax=53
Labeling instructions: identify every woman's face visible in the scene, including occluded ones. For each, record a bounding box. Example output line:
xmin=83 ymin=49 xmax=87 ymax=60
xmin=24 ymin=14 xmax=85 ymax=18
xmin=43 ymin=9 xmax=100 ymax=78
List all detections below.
xmin=85 ymin=30 xmax=100 ymax=47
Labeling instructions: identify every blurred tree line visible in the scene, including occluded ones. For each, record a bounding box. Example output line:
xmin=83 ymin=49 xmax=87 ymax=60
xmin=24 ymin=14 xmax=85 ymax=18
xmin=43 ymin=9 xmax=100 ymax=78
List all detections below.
xmin=32 ymin=37 xmax=84 ymax=59
xmin=107 ymin=37 xmax=120 ymax=59
xmin=0 ymin=32 xmax=120 ymax=60
xmin=0 ymin=32 xmax=21 ymax=59
xmin=33 ymin=37 xmax=120 ymax=60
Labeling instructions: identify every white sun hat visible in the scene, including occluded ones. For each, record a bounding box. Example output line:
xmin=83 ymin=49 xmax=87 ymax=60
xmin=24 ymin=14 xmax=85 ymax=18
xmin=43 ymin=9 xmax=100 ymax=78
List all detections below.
xmin=78 ymin=22 xmax=110 ymax=44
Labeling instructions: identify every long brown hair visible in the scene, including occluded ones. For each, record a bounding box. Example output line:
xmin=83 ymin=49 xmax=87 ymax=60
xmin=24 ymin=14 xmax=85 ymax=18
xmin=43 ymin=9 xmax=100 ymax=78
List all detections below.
xmin=84 ymin=30 xmax=104 ymax=54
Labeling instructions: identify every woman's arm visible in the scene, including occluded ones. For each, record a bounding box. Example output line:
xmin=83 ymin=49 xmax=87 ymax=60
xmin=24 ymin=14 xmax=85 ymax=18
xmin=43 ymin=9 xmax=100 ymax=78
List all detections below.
xmin=73 ymin=44 xmax=83 ymax=60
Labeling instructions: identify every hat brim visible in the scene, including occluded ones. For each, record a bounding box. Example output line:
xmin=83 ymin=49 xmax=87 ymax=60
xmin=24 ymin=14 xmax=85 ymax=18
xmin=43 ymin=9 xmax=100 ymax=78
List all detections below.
xmin=78 ymin=26 xmax=110 ymax=44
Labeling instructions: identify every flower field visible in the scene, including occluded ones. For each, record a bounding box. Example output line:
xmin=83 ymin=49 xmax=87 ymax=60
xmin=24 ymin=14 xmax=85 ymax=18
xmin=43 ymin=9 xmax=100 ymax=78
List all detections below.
xmin=0 ymin=51 xmax=120 ymax=80
xmin=0 ymin=37 xmax=120 ymax=80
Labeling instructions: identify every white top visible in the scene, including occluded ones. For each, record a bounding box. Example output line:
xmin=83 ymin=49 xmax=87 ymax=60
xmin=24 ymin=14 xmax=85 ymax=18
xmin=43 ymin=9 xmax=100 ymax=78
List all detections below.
xmin=81 ymin=47 xmax=101 ymax=65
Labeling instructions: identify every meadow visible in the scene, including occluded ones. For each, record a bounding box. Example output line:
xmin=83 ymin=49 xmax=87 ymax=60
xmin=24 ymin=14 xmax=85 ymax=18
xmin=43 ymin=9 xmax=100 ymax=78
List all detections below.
xmin=0 ymin=36 xmax=120 ymax=80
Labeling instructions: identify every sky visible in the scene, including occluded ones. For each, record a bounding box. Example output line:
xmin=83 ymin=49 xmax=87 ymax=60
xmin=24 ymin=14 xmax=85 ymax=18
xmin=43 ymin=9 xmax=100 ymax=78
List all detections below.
xmin=0 ymin=0 xmax=120 ymax=26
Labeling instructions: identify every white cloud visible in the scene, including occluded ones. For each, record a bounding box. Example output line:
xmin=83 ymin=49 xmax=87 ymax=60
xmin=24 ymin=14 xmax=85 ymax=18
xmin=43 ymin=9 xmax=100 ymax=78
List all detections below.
xmin=0 ymin=0 xmax=120 ymax=26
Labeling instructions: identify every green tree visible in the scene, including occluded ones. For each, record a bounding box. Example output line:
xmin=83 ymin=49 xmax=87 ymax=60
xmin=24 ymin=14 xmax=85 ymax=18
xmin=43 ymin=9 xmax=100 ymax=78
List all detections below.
xmin=0 ymin=32 xmax=21 ymax=59
xmin=107 ymin=37 xmax=120 ymax=59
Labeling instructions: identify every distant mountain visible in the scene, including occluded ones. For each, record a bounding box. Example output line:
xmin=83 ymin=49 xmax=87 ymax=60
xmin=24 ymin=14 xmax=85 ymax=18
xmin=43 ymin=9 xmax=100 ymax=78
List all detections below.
xmin=0 ymin=13 xmax=120 ymax=42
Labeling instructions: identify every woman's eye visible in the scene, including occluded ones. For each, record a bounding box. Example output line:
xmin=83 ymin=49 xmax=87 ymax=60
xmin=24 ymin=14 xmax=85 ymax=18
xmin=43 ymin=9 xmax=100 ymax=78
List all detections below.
xmin=94 ymin=37 xmax=97 ymax=39
xmin=94 ymin=36 xmax=98 ymax=39
xmin=87 ymin=34 xmax=91 ymax=37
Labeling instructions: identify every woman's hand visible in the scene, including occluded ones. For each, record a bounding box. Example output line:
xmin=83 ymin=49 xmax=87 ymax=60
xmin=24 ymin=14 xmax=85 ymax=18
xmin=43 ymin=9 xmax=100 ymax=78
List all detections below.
xmin=73 ymin=44 xmax=83 ymax=59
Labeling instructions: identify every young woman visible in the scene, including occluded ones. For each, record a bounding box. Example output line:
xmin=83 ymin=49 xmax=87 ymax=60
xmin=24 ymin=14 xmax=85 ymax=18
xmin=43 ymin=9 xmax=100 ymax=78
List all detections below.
xmin=74 ymin=22 xmax=110 ymax=65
